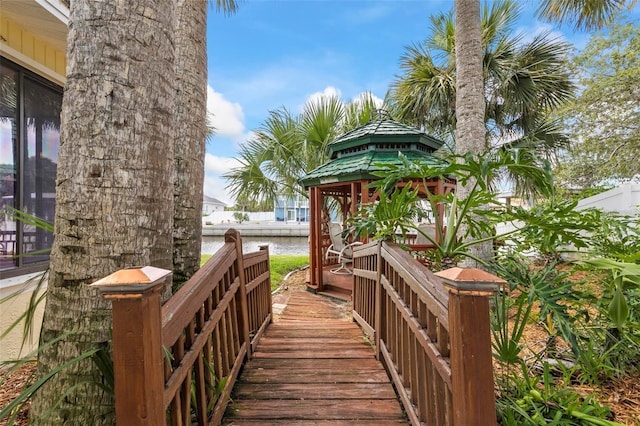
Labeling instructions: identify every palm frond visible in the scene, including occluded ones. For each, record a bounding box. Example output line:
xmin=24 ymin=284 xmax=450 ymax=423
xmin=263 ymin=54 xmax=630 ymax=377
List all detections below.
xmin=536 ymin=0 xmax=630 ymax=31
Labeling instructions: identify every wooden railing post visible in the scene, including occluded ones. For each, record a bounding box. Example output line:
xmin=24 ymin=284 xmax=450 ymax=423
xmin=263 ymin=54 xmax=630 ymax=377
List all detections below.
xmin=91 ymin=266 xmax=172 ymax=426
xmin=226 ymin=229 xmax=252 ymax=359
xmin=435 ymin=267 xmax=505 ymax=426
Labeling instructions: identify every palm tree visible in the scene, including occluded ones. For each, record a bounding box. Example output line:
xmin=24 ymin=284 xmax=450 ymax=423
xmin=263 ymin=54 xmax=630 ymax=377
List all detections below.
xmin=390 ymin=0 xmax=575 ymax=157
xmin=172 ymin=0 xmax=239 ymax=288
xmin=224 ymin=93 xmax=381 ymax=207
xmin=30 ymin=0 xmax=176 ymax=423
xmin=536 ymin=0 xmax=629 ymax=30
xmin=448 ymin=0 xmax=629 ymax=267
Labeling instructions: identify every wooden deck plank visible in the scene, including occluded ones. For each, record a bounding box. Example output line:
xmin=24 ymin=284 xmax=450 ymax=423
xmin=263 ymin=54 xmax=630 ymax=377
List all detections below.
xmin=254 ymin=342 xmax=371 ymax=351
xmin=256 ymin=336 xmax=365 ymax=345
xmin=238 ymin=368 xmax=391 ymax=384
xmin=224 ymin=419 xmax=409 ymax=425
xmin=252 ymin=349 xmax=375 ymax=358
xmin=225 ymin=399 xmax=405 ymax=420
xmin=244 ymin=358 xmax=382 ymax=370
xmin=223 ymin=291 xmax=407 ymax=424
xmin=232 ymin=383 xmax=398 ymax=399
xmin=261 ymin=330 xmax=363 ymax=338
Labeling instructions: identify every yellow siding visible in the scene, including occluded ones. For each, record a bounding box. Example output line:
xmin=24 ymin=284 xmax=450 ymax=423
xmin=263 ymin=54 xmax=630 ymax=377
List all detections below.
xmin=1 ymin=17 xmax=66 ymax=77
xmin=55 ymin=50 xmax=65 ymax=74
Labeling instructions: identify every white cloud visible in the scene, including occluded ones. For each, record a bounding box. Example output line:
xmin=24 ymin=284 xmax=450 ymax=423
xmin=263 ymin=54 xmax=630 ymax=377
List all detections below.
xmin=211 ymin=53 xmax=358 ymax=119
xmin=297 ymin=86 xmax=343 ymax=112
xmin=203 ymin=174 xmax=235 ymax=205
xmin=207 ymin=86 xmax=246 ymax=140
xmin=352 ymin=91 xmax=384 ymax=108
xmin=517 ymin=22 xmax=567 ymax=46
xmin=203 ymin=154 xmax=243 ymax=204
xmin=204 ymin=153 xmax=241 ymax=175
xmin=307 ymin=86 xmax=342 ymax=104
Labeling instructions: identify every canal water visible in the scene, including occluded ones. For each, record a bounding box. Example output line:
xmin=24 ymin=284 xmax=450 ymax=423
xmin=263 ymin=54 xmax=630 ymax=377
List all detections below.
xmin=201 ymin=236 xmax=309 ymax=256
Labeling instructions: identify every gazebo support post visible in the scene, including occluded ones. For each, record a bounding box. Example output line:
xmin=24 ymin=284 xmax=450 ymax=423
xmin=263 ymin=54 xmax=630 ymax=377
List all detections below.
xmin=314 ymin=186 xmax=324 ymax=291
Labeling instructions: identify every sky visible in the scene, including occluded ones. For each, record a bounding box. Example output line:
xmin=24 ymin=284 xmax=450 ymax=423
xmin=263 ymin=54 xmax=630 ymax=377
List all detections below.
xmin=204 ymin=0 xmax=637 ymax=205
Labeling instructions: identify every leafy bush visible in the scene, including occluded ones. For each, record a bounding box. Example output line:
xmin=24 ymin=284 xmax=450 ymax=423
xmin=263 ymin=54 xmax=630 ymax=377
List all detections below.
xmin=589 ymin=215 xmax=640 ymax=263
xmin=491 ymin=256 xmax=581 ymax=359
xmin=497 ymin=363 xmax=618 ymax=425
xmin=232 ymin=212 xmax=250 ymax=223
xmin=506 ymin=199 xmax=603 ymax=264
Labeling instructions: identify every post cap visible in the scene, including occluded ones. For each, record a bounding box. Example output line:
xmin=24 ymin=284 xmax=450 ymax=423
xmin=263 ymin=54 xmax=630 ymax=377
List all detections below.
xmin=434 ymin=267 xmax=506 ymax=294
xmin=90 ymin=266 xmax=172 ymax=295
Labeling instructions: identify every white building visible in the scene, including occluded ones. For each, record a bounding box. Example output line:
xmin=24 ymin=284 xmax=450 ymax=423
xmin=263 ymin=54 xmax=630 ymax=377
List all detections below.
xmin=203 ymin=195 xmax=227 ymax=215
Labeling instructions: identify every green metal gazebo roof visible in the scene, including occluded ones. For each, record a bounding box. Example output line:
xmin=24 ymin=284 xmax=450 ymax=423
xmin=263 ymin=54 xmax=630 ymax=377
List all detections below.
xmin=328 ymin=119 xmax=444 ymax=157
xmin=300 ymin=118 xmax=446 ymax=188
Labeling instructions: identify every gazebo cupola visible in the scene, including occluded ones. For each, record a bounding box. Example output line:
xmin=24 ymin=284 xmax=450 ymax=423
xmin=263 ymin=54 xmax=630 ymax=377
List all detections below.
xmin=299 ymin=116 xmax=456 ymax=297
xmin=300 ymin=118 xmax=446 ymax=187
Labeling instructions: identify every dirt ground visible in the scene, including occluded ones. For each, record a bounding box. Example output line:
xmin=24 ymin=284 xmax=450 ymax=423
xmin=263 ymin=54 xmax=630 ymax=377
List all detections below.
xmin=0 ymin=361 xmax=34 ymax=425
xmin=271 ymin=268 xmax=353 ymax=321
xmin=271 ymin=267 xmax=310 ymax=306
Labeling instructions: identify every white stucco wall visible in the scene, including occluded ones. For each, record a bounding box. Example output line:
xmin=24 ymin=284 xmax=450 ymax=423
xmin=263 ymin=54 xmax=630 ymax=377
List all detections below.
xmin=577 ymin=183 xmax=640 ymax=216
xmin=203 ymin=211 xmax=275 ymax=224
xmin=0 ymin=273 xmax=47 ymax=363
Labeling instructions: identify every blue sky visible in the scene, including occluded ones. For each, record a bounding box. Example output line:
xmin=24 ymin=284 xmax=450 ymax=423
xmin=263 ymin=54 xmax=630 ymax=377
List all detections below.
xmin=203 ymin=0 xmax=636 ymax=204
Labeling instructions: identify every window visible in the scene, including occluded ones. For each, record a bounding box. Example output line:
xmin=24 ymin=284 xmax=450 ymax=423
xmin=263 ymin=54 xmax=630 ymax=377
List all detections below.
xmin=0 ymin=59 xmax=62 ymax=277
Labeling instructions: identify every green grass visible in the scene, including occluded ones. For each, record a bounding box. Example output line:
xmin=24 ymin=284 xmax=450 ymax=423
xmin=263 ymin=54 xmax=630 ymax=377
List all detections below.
xmin=200 ymin=254 xmax=309 ymax=291
xmin=201 ymin=254 xmax=212 ymax=266
xmin=269 ymin=255 xmax=309 ymax=290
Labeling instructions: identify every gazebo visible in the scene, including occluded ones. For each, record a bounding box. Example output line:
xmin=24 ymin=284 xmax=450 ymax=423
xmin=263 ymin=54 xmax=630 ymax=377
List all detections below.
xmin=299 ymin=117 xmax=456 ymax=298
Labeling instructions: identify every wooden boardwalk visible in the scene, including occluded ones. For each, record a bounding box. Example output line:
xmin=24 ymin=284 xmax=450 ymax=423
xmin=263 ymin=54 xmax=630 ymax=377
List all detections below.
xmin=223 ymin=291 xmax=408 ymax=425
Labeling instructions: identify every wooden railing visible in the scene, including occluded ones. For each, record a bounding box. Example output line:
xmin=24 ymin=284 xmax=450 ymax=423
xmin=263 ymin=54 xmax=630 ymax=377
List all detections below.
xmin=242 ymin=245 xmax=272 ymax=352
xmin=353 ymin=241 xmax=502 ymax=426
xmin=92 ymin=229 xmax=272 ymax=425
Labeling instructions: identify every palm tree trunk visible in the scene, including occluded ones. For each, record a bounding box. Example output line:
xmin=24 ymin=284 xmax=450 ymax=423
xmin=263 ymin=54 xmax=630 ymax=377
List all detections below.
xmin=172 ymin=0 xmax=208 ymax=288
xmin=455 ymin=0 xmax=485 ymax=156
xmin=30 ymin=1 xmax=175 ymax=423
xmin=454 ymin=0 xmax=492 ymax=268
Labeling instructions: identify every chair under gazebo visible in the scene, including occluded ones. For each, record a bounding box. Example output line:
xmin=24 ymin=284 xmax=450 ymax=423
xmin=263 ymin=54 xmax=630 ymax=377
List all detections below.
xmin=299 ymin=117 xmax=456 ymax=299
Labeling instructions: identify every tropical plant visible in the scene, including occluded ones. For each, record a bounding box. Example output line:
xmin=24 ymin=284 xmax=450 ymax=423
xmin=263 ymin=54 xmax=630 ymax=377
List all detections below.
xmin=507 ymin=199 xmax=604 ymax=264
xmin=224 ymin=93 xmax=383 ymax=208
xmin=589 ymin=214 xmax=640 ymax=263
xmin=347 ymin=183 xmax=425 ymax=244
xmin=232 ymin=212 xmax=249 ymax=223
xmin=496 ymin=363 xmax=619 ymax=425
xmin=578 ymin=258 xmax=640 ymax=332
xmin=536 ymin=0 xmax=630 ymax=30
xmin=347 ymin=148 xmax=554 ymax=269
xmin=492 ymin=288 xmax=533 ymax=367
xmin=390 ymin=0 xmax=575 ymax=156
xmin=0 ymin=338 xmax=107 ymax=425
xmin=492 ymin=255 xmax=581 ymax=357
